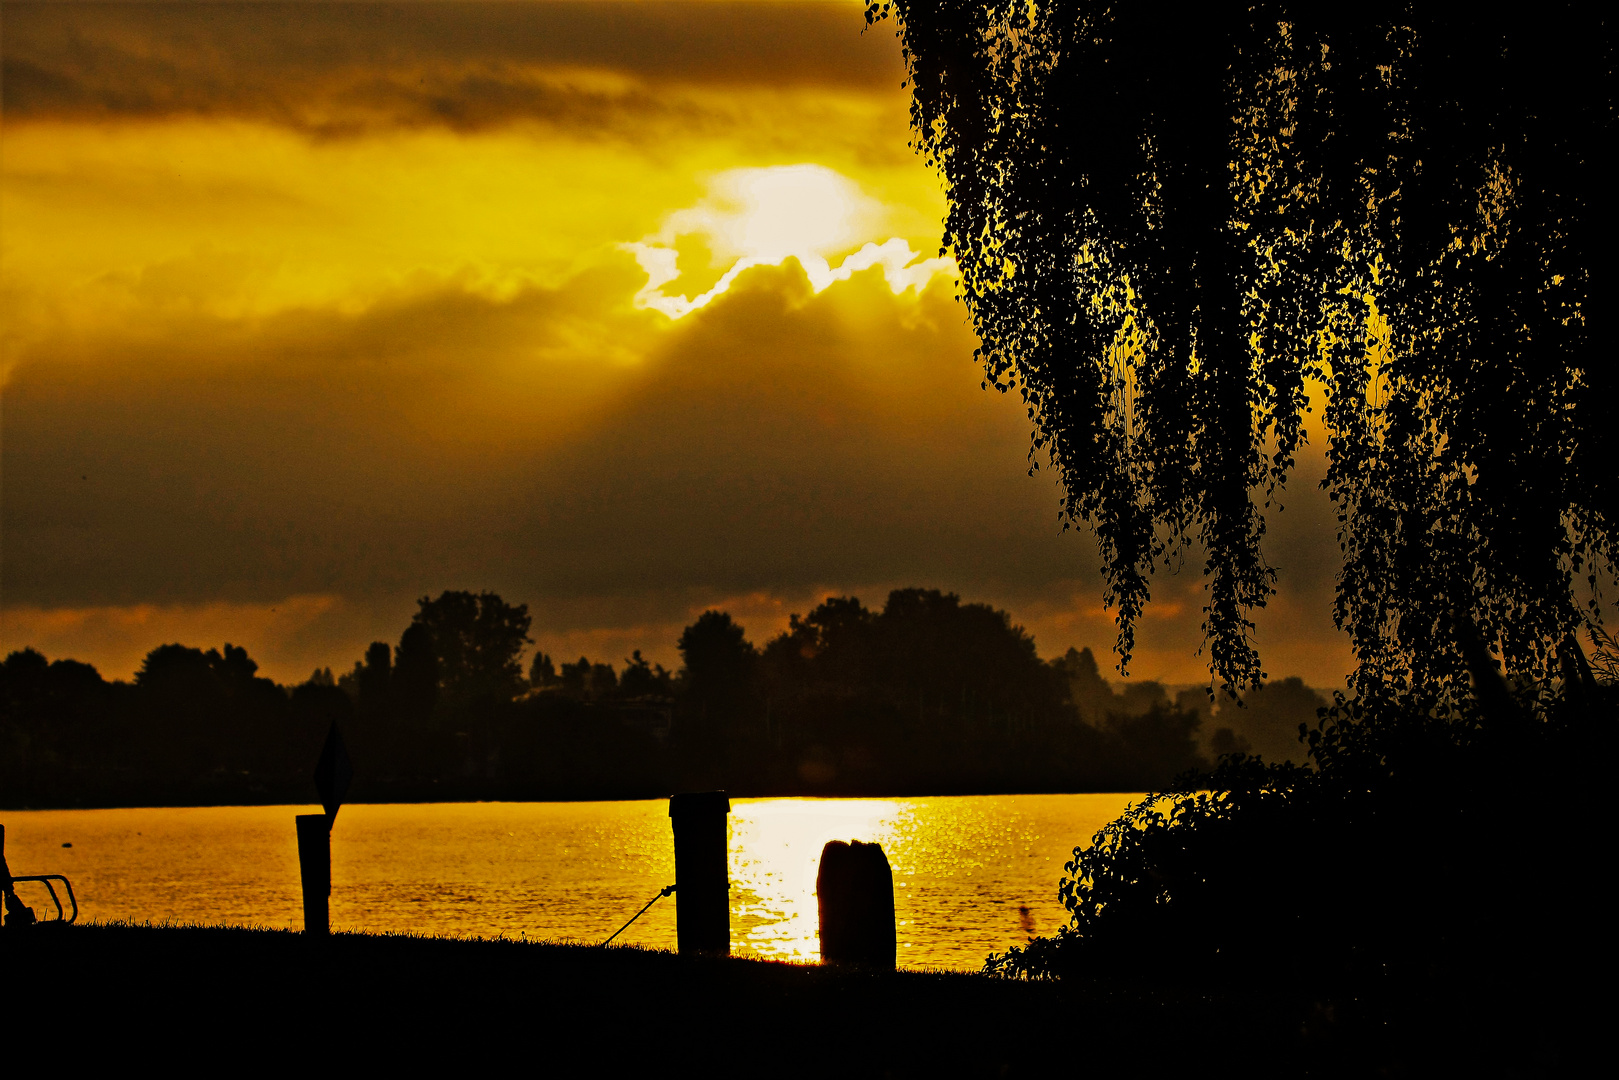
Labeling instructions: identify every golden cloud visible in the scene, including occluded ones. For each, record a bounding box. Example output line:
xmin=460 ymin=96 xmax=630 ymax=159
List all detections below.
xmin=0 ymin=3 xmax=1354 ymax=687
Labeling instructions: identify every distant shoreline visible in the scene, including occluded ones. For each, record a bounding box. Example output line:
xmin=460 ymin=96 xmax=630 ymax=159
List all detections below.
xmin=3 ymin=787 xmax=1152 ymax=814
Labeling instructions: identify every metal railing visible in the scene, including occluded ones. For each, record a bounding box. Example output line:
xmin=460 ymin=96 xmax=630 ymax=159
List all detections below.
xmin=6 ymin=875 xmax=78 ymax=925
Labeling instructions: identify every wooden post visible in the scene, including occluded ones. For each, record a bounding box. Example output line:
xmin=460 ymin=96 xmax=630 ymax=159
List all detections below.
xmin=817 ymin=839 xmax=897 ymax=969
xmin=294 ymin=813 xmax=330 ymax=936
xmin=668 ymin=791 xmax=729 ymax=955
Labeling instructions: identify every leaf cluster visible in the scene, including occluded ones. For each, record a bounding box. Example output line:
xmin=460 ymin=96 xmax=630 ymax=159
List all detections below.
xmin=870 ymin=1 xmax=1616 ymax=701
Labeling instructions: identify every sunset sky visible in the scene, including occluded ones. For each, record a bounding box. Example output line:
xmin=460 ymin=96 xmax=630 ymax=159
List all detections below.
xmin=1 ymin=1 xmax=1351 ymax=687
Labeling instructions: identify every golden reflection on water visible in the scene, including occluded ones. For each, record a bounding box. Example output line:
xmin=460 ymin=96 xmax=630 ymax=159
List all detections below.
xmin=729 ymin=799 xmax=908 ymax=962
xmin=2 ymin=794 xmax=1137 ymax=969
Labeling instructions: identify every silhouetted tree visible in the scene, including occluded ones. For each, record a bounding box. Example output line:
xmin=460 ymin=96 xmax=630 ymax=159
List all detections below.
xmin=392 ymin=622 xmax=439 ymax=726
xmin=754 ymin=590 xmax=1129 ymax=790
xmin=133 ymin=643 xmax=213 ymax=691
xmin=1 ymin=650 xmax=106 ymax=706
xmin=874 ymin=588 xmax=1060 ymax=731
xmin=410 ymin=590 xmax=532 ymax=708
xmin=678 ymin=612 xmax=758 ymax=705
xmin=1207 ymin=726 xmax=1253 ymax=758
xmin=898 ymin=8 xmax=1613 ymax=1028
xmin=589 ymin=662 xmax=618 ymax=699
xmin=359 ymin=641 xmax=391 ymax=703
xmin=332 ymin=640 xmax=396 ymax=779
xmin=871 ymin=2 xmax=1614 ymax=703
xmin=126 ymin=642 xmax=289 ymax=788
xmin=1173 ymin=687 xmax=1215 ymax=728
xmin=2 ymin=646 xmax=52 ymax=687
xmin=559 ymin=656 xmax=592 ymax=697
xmin=798 ymin=596 xmax=879 ymax=689
xmin=1057 ymin=646 xmax=1114 ymax=725
xmin=339 ymin=642 xmax=392 ymax=707
xmin=1217 ymin=676 xmax=1326 ymax=765
xmin=287 ymin=682 xmax=353 ymax=748
xmin=619 ymin=650 xmax=672 ymax=697
xmin=1104 ymin=705 xmax=1207 ymax=787
xmin=528 ymin=651 xmax=558 ymax=689
xmin=1114 ymin=681 xmax=1169 ymax=719
xmin=678 ymin=612 xmax=759 ymax=758
xmin=1 ymin=649 xmax=116 ymax=804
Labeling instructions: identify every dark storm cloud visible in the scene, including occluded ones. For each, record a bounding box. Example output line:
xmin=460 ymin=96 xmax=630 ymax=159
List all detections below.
xmin=2 ymin=253 xmax=1355 ymax=680
xmin=3 ymin=2 xmax=905 ymax=135
xmin=0 ymin=259 xmax=659 ymax=607
xmin=505 ymin=262 xmax=1084 ymax=601
xmin=1 ymin=258 xmax=1087 ymax=624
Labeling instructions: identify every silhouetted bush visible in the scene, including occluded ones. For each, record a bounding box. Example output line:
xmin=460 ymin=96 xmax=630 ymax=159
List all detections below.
xmin=984 ymin=674 xmax=1609 ymax=1068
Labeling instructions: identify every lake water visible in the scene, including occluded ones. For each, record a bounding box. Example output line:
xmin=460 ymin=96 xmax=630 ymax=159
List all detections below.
xmin=1 ymin=793 xmax=1138 ymax=970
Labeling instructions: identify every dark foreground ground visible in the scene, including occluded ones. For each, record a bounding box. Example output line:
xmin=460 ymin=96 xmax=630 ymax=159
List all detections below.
xmin=3 ymin=922 xmax=1585 ymax=1076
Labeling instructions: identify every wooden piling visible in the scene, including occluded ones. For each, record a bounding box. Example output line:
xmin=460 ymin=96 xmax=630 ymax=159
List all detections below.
xmin=817 ymin=839 xmax=897 ymax=969
xmin=294 ymin=814 xmax=330 ymax=937
xmin=668 ymin=791 xmax=730 ymax=955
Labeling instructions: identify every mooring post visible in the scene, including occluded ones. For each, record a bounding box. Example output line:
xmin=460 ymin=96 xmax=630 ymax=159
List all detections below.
xmin=294 ymin=813 xmax=330 ymax=936
xmin=817 ymin=839 xmax=897 ymax=969
xmin=668 ymin=791 xmax=730 ymax=955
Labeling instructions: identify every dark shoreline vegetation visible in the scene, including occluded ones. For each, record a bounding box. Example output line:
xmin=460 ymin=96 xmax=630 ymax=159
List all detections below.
xmin=11 ymin=919 xmax=1596 ymax=1074
xmin=2 ymin=587 xmax=1327 ymax=810
xmin=973 ymin=661 xmax=1611 ymax=1078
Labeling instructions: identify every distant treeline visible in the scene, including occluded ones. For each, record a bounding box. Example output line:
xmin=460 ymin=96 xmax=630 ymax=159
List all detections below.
xmin=1 ymin=588 xmax=1325 ymax=808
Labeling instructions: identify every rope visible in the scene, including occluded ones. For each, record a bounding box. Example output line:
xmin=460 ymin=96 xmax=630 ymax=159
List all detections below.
xmin=601 ymin=884 xmax=676 ymax=947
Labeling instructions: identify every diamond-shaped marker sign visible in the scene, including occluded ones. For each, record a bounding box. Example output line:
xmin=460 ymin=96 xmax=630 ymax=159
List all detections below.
xmin=314 ymin=721 xmax=353 ymax=828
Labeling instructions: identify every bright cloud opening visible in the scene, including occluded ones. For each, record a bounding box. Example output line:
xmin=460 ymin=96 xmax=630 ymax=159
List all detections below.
xmin=626 ymin=164 xmax=956 ymax=318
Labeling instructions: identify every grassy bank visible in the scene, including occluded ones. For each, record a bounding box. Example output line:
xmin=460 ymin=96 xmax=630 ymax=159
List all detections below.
xmin=5 ymin=922 xmax=1283 ymax=1073
xmin=4 ymin=921 xmax=1562 ymax=1075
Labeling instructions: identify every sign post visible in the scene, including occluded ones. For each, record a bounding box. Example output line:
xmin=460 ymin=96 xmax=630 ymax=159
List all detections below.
xmin=294 ymin=813 xmax=330 ymax=936
xmin=297 ymin=721 xmax=352 ymax=936
xmin=314 ymin=721 xmax=354 ymax=828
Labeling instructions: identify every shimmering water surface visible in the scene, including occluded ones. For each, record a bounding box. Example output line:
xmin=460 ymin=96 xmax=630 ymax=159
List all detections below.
xmin=2 ymin=794 xmax=1137 ymax=969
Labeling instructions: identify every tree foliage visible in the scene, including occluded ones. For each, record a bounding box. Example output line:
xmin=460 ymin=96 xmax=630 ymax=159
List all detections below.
xmin=6 ymin=584 xmax=1337 ymax=805
xmin=764 ymin=589 xmax=1069 ymax=729
xmin=869 ymin=1 xmax=1614 ymax=701
xmin=678 ymin=610 xmax=759 ymax=707
xmin=410 ymin=590 xmax=531 ymax=707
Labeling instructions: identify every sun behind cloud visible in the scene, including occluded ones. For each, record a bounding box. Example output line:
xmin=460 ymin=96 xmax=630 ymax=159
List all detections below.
xmin=625 ymin=164 xmax=955 ymax=318
xmin=0 ymin=2 xmax=1353 ymax=688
